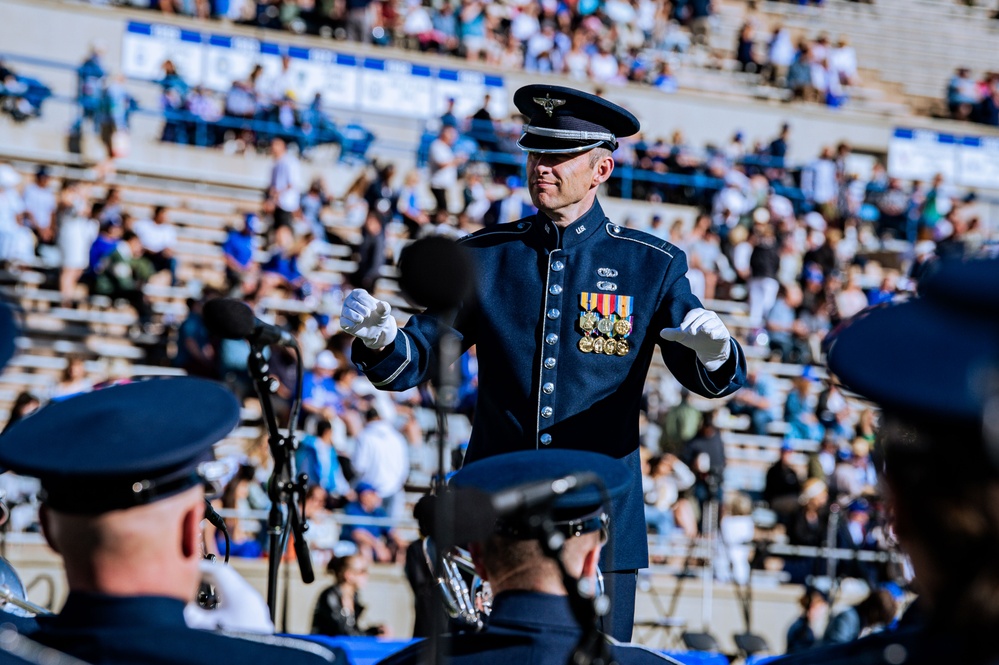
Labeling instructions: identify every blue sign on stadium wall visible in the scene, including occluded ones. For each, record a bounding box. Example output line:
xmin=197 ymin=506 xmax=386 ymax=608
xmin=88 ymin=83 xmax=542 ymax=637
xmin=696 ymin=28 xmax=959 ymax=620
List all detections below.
xmin=121 ymin=21 xmax=506 ymax=119
xmin=889 ymin=127 xmax=999 ymax=190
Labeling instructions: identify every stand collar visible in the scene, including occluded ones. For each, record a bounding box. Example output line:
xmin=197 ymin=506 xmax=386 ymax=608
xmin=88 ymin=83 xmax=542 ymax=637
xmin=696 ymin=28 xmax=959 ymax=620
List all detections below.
xmin=534 ymin=199 xmax=608 ymax=251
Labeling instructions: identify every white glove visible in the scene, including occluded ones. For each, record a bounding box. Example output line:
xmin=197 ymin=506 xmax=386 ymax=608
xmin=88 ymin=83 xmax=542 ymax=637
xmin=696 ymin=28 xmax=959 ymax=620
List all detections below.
xmin=339 ymin=289 xmax=398 ymax=350
xmin=660 ymin=307 xmax=732 ymax=373
xmin=184 ymin=559 xmax=275 ymax=634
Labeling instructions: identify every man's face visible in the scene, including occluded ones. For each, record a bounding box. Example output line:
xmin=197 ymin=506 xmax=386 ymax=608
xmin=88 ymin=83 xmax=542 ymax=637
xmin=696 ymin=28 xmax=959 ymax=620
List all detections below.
xmin=527 ymin=150 xmax=603 ymax=216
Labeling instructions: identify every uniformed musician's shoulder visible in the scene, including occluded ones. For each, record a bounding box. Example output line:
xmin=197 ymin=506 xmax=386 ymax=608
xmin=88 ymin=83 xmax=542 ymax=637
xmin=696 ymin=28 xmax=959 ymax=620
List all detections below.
xmin=602 ymin=223 xmax=679 ymax=259
xmin=374 ymin=633 xmax=530 ymax=665
xmin=218 ymin=630 xmax=345 ymax=663
xmin=457 ymin=218 xmax=533 ymax=248
xmin=604 ymin=634 xmax=685 ymax=664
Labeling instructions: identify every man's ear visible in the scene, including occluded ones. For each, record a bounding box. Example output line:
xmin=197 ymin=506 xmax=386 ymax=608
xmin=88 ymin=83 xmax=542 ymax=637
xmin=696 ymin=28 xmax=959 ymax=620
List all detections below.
xmin=39 ymin=505 xmax=59 ymax=554
xmin=181 ymin=501 xmax=201 ymax=560
xmin=468 ymin=541 xmax=489 ymax=581
xmin=580 ymin=539 xmax=601 ymax=579
xmin=592 ymin=155 xmax=615 ymax=187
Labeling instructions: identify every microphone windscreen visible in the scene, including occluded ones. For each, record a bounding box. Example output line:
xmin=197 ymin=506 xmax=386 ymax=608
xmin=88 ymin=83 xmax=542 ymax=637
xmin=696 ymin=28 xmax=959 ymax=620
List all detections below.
xmin=203 ymin=298 xmax=256 ymax=340
xmin=431 ymin=487 xmax=498 ymax=549
xmin=398 ymin=237 xmax=475 ymax=311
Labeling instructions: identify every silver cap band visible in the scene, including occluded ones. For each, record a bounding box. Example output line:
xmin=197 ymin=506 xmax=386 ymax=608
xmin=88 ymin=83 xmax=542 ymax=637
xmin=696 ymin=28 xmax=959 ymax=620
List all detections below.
xmin=524 ymin=125 xmax=616 ymax=143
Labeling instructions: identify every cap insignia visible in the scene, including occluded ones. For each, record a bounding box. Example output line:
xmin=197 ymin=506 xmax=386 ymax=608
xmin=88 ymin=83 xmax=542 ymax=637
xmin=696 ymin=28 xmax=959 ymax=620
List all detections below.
xmin=533 ymin=94 xmax=566 ymax=117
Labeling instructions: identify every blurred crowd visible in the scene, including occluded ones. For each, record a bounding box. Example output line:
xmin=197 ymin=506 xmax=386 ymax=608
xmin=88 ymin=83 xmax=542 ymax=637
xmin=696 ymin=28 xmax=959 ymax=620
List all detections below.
xmin=945 ymin=66 xmax=999 ymax=125
xmin=96 ymin=0 xmax=870 ymax=111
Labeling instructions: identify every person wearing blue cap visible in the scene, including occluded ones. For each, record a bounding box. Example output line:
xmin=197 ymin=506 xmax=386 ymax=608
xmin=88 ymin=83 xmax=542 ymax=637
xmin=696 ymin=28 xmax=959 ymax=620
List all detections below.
xmin=379 ymin=449 xmax=676 ymax=665
xmin=340 ymin=83 xmax=747 ymax=641
xmin=0 ymin=378 xmax=340 ymax=665
xmin=769 ymin=258 xmax=999 ymax=665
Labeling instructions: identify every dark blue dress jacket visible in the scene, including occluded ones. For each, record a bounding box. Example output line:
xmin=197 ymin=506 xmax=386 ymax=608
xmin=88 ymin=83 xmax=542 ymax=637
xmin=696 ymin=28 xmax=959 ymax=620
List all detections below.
xmin=353 ymin=200 xmax=746 ymax=570
xmin=376 ymin=591 xmax=679 ymax=665
xmin=29 ymin=593 xmax=340 ymax=665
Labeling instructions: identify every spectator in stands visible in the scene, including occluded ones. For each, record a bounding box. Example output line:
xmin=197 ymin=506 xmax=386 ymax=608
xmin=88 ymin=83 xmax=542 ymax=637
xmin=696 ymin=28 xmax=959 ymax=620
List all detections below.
xmin=219 ymin=463 xmax=266 ymax=558
xmin=348 ymin=211 xmax=386 ymax=293
xmin=658 ymin=388 xmax=702 ymax=456
xmin=764 ymin=442 xmax=803 ymax=528
xmin=948 ymin=67 xmax=980 ymax=120
xmin=829 ymin=35 xmax=859 ymax=87
xmin=644 ymin=453 xmax=698 ymax=544
xmin=311 ymin=553 xmax=387 ymax=636
xmin=816 ymin=377 xmax=852 ymax=439
xmin=351 ymin=404 xmax=409 ymax=520
xmin=258 ymin=224 xmax=307 ymax=299
xmin=428 ymin=125 xmax=465 ymax=213
xmin=807 ymin=432 xmax=840 ymax=483
xmin=682 ymin=410 xmax=727 ymax=522
xmin=727 ymin=367 xmax=775 ymax=435
xmin=397 ymin=170 xmax=430 ymax=238
xmin=173 ymin=295 xmax=217 ymax=378
xmin=2 ymin=391 xmax=40 ymax=434
xmin=51 ymin=355 xmax=92 ymax=400
xmin=22 ymin=166 xmax=56 ymax=245
xmin=0 ymin=164 xmax=33 ymax=269
xmin=97 ymin=73 xmax=136 ymax=178
xmin=822 ymin=588 xmax=897 ymax=646
xmin=56 ymin=188 xmax=98 ymax=305
xmin=786 ymin=478 xmax=829 ymax=582
xmin=342 ymin=483 xmax=406 ymax=563
xmin=222 ymin=214 xmax=257 ymax=294
xmin=786 ymin=587 xmax=830 ymax=654
xmin=787 ymin=368 xmax=824 ymax=438
xmin=735 ymin=22 xmax=761 ymax=73
xmin=766 ymin=23 xmax=795 ymax=86
xmin=909 ymin=239 xmax=938 ymax=285
xmin=298 ymin=419 xmax=349 ymax=498
xmin=748 ymin=216 xmax=781 ymax=327
xmin=92 ymin=230 xmax=155 ymax=329
xmin=267 ymin=137 xmax=302 ymax=230
xmin=300 ymin=177 xmax=331 ymax=240
xmin=134 ymin=205 xmax=178 ymax=285
xmin=158 ymin=59 xmax=190 ymax=144
xmin=300 ymin=349 xmax=342 ymax=428
xmin=76 ymin=43 xmax=106 ymax=133
xmin=364 ymin=162 xmax=398 ymax=227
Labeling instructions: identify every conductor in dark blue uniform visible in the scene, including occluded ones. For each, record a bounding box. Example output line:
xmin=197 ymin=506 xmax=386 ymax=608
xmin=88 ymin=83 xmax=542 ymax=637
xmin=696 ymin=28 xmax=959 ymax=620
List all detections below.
xmin=341 ymin=84 xmax=747 ymax=640
xmin=0 ymin=378 xmax=340 ymax=665
xmin=770 ymin=257 xmax=999 ymax=665
xmin=379 ymin=449 xmax=680 ymax=665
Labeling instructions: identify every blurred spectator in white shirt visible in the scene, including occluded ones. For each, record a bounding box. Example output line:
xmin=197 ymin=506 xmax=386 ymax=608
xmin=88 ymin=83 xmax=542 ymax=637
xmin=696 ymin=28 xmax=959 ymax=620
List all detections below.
xmin=22 ymin=166 xmax=56 ymax=244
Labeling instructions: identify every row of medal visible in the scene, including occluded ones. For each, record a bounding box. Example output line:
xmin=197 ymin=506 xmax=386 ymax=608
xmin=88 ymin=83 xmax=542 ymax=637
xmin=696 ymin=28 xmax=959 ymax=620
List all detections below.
xmin=579 ymin=293 xmax=633 ymax=356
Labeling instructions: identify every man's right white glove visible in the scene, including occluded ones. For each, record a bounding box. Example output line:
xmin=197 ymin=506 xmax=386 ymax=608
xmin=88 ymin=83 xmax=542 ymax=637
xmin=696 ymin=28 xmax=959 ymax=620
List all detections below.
xmin=339 ymin=289 xmax=398 ymax=350
xmin=183 ymin=560 xmax=274 ymax=633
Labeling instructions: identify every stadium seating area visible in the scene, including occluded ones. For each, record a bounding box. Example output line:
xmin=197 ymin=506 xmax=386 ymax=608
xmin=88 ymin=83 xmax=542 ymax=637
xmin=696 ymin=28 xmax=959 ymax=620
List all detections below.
xmin=2 ymin=2 xmax=998 ymax=643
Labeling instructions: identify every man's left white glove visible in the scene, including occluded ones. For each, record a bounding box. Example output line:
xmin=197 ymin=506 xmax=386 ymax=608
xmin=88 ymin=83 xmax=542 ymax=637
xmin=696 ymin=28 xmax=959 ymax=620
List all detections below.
xmin=184 ymin=559 xmax=274 ymax=633
xmin=660 ymin=307 xmax=732 ymax=373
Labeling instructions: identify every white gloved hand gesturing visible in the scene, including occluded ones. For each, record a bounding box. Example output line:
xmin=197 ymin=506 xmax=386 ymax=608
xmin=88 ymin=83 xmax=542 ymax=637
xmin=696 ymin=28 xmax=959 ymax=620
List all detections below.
xmin=660 ymin=307 xmax=732 ymax=373
xmin=339 ymin=289 xmax=398 ymax=350
xmin=184 ymin=559 xmax=274 ymax=633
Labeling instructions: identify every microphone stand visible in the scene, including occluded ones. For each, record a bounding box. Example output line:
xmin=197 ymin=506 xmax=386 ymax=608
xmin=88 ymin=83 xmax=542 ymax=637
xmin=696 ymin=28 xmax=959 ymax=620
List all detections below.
xmin=428 ymin=311 xmax=462 ymax=665
xmin=245 ymin=342 xmax=315 ymax=622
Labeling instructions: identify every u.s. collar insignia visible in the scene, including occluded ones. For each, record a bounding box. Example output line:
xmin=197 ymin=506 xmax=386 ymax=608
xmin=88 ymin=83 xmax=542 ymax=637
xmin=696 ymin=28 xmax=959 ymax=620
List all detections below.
xmin=533 ymin=94 xmax=566 ymax=117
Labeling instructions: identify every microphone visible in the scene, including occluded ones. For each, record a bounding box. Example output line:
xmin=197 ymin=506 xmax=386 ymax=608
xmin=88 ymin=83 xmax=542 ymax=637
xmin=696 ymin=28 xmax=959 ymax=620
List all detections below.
xmin=203 ymin=298 xmax=296 ymax=348
xmin=397 ymin=236 xmax=475 ymax=311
